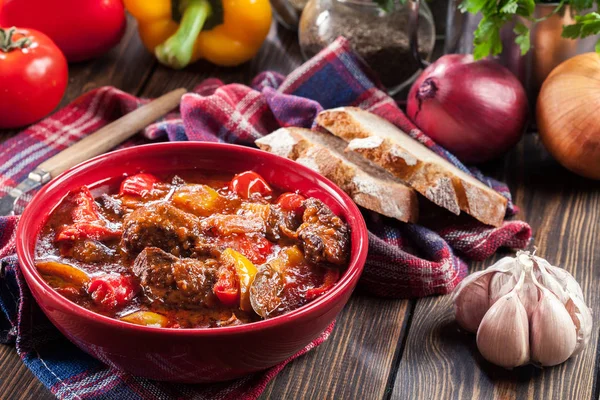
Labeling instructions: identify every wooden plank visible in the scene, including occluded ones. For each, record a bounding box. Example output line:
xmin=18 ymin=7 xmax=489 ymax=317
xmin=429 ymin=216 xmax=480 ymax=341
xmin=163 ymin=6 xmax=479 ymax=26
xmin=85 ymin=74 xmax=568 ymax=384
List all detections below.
xmin=261 ymin=295 xmax=412 ymax=399
xmin=0 ymin=345 xmax=54 ymax=400
xmin=0 ymin=16 xmax=155 ymax=400
xmin=391 ymin=135 xmax=600 ymax=400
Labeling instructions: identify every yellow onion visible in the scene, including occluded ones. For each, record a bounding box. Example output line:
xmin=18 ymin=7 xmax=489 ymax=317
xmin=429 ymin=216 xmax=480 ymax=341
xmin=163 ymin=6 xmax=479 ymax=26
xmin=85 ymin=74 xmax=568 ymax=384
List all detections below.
xmin=537 ymin=53 xmax=600 ymax=180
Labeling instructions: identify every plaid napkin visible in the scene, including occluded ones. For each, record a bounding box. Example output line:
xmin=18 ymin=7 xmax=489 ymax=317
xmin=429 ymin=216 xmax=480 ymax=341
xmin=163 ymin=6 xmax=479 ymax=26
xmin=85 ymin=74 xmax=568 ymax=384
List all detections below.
xmin=0 ymin=37 xmax=531 ymax=398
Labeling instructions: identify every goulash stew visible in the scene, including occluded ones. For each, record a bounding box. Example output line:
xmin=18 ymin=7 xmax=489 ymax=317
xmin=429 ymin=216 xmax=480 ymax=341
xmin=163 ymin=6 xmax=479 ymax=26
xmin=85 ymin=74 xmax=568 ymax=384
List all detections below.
xmin=35 ymin=171 xmax=350 ymax=328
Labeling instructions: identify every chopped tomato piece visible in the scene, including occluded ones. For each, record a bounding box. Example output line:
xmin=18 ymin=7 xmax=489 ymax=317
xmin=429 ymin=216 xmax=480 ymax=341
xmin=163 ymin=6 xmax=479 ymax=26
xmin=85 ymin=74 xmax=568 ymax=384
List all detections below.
xmin=213 ymin=264 xmax=239 ymax=306
xmin=277 ymin=192 xmax=306 ymax=214
xmin=230 ymin=171 xmax=272 ymax=199
xmin=88 ymin=274 xmax=137 ymax=310
xmin=305 ymin=268 xmax=340 ymax=300
xmin=119 ymin=173 xmax=160 ymax=197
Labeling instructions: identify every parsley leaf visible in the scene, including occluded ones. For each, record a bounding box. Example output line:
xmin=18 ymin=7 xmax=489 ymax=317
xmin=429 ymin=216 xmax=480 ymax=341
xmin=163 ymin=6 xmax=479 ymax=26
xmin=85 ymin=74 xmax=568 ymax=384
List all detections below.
xmin=562 ymin=13 xmax=600 ymax=39
xmin=513 ymin=23 xmax=531 ymax=55
xmin=473 ymin=16 xmax=504 ymax=59
xmin=570 ymin=0 xmax=594 ymax=13
xmin=459 ymin=0 xmax=490 ymax=14
xmin=500 ymin=0 xmax=518 ymax=14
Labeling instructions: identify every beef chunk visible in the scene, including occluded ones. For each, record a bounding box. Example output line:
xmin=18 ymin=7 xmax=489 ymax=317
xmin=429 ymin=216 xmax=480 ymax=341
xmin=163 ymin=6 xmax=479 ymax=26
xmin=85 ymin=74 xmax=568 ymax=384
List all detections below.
xmin=297 ymin=199 xmax=350 ymax=266
xmin=120 ymin=202 xmax=202 ymax=258
xmin=237 ymin=202 xmax=299 ymax=242
xmin=132 ymin=247 xmax=218 ymax=309
xmin=265 ymin=205 xmax=300 ymax=241
xmin=61 ymin=240 xmax=117 ymax=264
xmin=200 ymin=213 xmax=265 ymax=236
xmin=98 ymin=194 xmax=124 ymax=218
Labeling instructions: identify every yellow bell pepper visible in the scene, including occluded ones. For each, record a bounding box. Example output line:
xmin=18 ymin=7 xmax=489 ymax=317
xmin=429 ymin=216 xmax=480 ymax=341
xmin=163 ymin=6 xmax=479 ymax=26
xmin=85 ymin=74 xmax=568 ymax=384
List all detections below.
xmin=120 ymin=311 xmax=169 ymax=327
xmin=221 ymin=248 xmax=257 ymax=312
xmin=36 ymin=261 xmax=90 ymax=289
xmin=124 ymin=0 xmax=272 ymax=68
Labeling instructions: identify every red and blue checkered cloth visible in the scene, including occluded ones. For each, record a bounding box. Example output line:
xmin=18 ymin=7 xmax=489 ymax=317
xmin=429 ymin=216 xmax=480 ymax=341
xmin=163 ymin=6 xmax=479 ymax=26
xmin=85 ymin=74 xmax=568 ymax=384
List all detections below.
xmin=0 ymin=37 xmax=531 ymax=398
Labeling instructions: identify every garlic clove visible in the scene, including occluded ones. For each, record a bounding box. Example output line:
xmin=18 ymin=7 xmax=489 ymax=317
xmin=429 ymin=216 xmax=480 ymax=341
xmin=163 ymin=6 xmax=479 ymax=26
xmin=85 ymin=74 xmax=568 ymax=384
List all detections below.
xmin=535 ymin=256 xmax=584 ymax=300
xmin=518 ymin=273 xmax=539 ymax=319
xmin=532 ymin=255 xmax=592 ymax=355
xmin=489 ymin=270 xmax=518 ymax=304
xmin=454 ymin=272 xmax=494 ymax=333
xmin=476 ymin=291 xmax=530 ymax=368
xmin=530 ymin=288 xmax=577 ymax=366
xmin=453 ymin=257 xmax=520 ymax=333
xmin=565 ymin=295 xmax=593 ymax=355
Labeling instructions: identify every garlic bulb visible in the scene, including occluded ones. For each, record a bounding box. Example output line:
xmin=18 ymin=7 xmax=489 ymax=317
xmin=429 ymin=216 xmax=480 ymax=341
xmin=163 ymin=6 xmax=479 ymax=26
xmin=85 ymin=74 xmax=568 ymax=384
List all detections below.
xmin=453 ymin=251 xmax=592 ymax=368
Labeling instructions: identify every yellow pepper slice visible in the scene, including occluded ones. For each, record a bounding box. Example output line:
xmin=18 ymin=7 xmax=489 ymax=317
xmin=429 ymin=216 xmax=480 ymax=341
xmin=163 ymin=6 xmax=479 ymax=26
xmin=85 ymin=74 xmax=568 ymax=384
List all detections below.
xmin=36 ymin=261 xmax=90 ymax=289
xmin=172 ymin=184 xmax=222 ymax=216
xmin=120 ymin=311 xmax=169 ymax=327
xmin=268 ymin=246 xmax=304 ymax=273
xmin=124 ymin=0 xmax=271 ymax=68
xmin=222 ymin=248 xmax=257 ymax=312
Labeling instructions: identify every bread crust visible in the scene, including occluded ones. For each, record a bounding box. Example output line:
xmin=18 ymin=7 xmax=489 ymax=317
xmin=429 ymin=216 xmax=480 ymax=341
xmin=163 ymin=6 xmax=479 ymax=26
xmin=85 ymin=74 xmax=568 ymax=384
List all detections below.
xmin=256 ymin=127 xmax=419 ymax=223
xmin=316 ymin=107 xmax=508 ymax=227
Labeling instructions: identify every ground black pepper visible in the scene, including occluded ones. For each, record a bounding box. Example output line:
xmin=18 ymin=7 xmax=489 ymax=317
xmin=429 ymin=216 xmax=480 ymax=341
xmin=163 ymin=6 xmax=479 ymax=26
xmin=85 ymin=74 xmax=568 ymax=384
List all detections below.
xmin=299 ymin=0 xmax=435 ymax=91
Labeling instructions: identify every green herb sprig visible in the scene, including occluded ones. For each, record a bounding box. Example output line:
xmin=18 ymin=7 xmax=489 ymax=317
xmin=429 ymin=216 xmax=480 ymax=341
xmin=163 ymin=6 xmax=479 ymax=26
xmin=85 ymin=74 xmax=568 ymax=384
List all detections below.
xmin=458 ymin=0 xmax=600 ymax=58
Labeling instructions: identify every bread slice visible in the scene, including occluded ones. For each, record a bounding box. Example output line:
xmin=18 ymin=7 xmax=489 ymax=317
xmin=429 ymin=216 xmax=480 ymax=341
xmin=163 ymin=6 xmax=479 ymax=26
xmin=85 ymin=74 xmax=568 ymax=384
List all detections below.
xmin=256 ymin=127 xmax=419 ymax=223
xmin=316 ymin=107 xmax=508 ymax=227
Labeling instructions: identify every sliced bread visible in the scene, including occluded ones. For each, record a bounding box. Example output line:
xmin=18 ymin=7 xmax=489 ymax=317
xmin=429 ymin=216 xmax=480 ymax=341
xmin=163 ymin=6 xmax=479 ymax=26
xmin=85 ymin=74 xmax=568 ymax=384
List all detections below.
xmin=256 ymin=127 xmax=419 ymax=223
xmin=316 ymin=107 xmax=508 ymax=227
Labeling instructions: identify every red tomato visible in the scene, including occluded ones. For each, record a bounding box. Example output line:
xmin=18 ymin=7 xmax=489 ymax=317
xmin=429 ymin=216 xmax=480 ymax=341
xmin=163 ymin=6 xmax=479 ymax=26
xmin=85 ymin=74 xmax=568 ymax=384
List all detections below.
xmin=119 ymin=173 xmax=160 ymax=197
xmin=88 ymin=274 xmax=137 ymax=310
xmin=230 ymin=171 xmax=272 ymax=199
xmin=213 ymin=265 xmax=239 ymax=306
xmin=0 ymin=0 xmax=126 ymax=62
xmin=0 ymin=27 xmax=67 ymax=129
xmin=277 ymin=192 xmax=306 ymax=214
xmin=305 ymin=268 xmax=340 ymax=300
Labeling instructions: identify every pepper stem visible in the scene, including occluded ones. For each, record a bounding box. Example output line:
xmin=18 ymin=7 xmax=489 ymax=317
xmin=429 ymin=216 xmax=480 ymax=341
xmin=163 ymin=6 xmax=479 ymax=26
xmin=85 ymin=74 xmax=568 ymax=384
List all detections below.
xmin=0 ymin=27 xmax=31 ymax=53
xmin=155 ymin=0 xmax=212 ymax=69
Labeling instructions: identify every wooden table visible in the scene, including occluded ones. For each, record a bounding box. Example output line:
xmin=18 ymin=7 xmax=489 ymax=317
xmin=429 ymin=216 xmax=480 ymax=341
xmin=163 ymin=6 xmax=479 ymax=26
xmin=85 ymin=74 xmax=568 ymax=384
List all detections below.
xmin=1 ymin=17 xmax=599 ymax=400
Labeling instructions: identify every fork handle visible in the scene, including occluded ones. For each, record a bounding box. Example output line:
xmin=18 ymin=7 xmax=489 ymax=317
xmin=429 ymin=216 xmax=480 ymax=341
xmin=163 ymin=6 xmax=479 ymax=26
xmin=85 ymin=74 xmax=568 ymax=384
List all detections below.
xmin=36 ymin=88 xmax=187 ymax=180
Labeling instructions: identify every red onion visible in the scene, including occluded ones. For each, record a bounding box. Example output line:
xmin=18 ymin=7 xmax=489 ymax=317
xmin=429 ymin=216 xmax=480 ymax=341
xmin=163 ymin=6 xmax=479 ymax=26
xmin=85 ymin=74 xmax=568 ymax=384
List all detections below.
xmin=407 ymin=54 xmax=528 ymax=163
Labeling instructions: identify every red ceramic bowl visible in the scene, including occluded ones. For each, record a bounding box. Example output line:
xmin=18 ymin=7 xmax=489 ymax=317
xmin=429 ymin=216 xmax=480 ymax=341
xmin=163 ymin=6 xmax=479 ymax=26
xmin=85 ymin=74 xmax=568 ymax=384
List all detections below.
xmin=16 ymin=142 xmax=368 ymax=383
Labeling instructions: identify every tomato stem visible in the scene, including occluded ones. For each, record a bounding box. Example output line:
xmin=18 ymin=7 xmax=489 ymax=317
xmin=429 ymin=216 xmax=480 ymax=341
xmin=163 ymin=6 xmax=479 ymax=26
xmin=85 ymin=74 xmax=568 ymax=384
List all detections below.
xmin=0 ymin=27 xmax=31 ymax=53
xmin=155 ymin=0 xmax=212 ymax=69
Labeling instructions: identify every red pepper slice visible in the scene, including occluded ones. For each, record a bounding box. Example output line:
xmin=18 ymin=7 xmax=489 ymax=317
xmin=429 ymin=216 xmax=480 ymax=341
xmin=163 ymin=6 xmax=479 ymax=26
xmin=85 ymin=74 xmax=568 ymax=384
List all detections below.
xmin=119 ymin=173 xmax=160 ymax=197
xmin=224 ymin=234 xmax=272 ymax=265
xmin=88 ymin=274 xmax=137 ymax=310
xmin=69 ymin=186 xmax=101 ymax=223
xmin=229 ymin=171 xmax=272 ymax=199
xmin=213 ymin=264 xmax=240 ymax=306
xmin=276 ymin=192 xmax=306 ymax=215
xmin=57 ymin=222 xmax=122 ymax=242
xmin=305 ymin=268 xmax=340 ymax=300
xmin=56 ymin=187 xmax=121 ymax=242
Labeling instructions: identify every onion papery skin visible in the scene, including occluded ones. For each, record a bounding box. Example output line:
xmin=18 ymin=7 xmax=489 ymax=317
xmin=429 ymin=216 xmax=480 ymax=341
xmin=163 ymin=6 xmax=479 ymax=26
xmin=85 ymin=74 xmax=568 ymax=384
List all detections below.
xmin=407 ymin=54 xmax=528 ymax=164
xmin=537 ymin=53 xmax=600 ymax=180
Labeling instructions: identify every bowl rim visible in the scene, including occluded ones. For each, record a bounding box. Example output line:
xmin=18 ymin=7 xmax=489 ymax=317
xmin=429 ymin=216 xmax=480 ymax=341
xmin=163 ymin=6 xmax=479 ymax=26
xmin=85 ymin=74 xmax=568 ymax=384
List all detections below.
xmin=16 ymin=142 xmax=369 ymax=337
